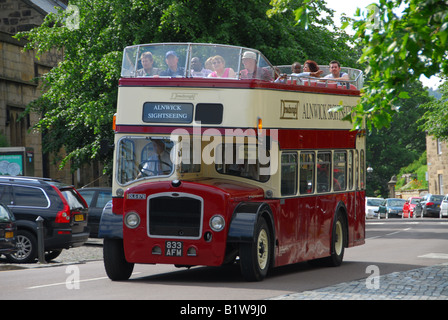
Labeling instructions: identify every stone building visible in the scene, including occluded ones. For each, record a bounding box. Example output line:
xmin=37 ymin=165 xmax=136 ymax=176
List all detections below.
xmin=0 ymin=0 xmax=109 ymax=187
xmin=426 ymin=135 xmax=448 ymax=195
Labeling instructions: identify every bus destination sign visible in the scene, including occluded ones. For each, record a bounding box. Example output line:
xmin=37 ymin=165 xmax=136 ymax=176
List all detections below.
xmin=143 ymin=102 xmax=193 ymax=123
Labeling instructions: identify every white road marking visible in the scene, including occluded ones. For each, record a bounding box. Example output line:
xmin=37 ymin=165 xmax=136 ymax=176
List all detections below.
xmin=28 ymin=276 xmax=108 ymax=289
xmin=418 ymin=253 xmax=448 ymax=260
xmin=366 ymin=227 xmax=411 ymax=240
xmin=27 ymin=272 xmax=141 ymax=289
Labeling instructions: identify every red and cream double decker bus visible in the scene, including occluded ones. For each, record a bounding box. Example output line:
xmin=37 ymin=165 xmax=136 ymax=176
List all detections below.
xmin=99 ymin=43 xmax=366 ymax=281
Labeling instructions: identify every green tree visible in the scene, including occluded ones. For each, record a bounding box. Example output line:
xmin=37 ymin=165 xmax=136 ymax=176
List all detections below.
xmin=16 ymin=0 xmax=358 ymax=172
xmin=349 ymin=0 xmax=448 ymax=130
xmin=419 ymin=80 xmax=448 ymax=139
xmin=366 ymin=81 xmax=431 ymax=197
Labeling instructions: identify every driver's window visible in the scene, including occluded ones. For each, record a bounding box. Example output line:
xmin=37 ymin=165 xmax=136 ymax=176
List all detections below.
xmin=138 ymin=139 xmax=173 ymax=177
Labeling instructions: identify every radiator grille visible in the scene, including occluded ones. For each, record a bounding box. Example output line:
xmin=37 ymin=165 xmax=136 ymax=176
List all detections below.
xmin=148 ymin=194 xmax=203 ymax=238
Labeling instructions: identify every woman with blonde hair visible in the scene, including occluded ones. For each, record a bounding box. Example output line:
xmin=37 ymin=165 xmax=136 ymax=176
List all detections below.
xmin=208 ymin=55 xmax=236 ymax=78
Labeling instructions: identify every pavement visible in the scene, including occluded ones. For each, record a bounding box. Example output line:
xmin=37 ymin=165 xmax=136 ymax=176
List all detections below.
xmin=271 ymin=262 xmax=448 ymax=300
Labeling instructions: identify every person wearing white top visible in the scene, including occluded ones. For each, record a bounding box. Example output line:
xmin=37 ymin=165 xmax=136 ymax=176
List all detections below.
xmin=324 ymin=60 xmax=349 ymax=81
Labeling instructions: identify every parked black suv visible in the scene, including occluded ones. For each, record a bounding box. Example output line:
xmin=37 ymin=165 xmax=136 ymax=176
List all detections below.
xmin=0 ymin=176 xmax=89 ymax=263
xmin=0 ymin=202 xmax=16 ymax=256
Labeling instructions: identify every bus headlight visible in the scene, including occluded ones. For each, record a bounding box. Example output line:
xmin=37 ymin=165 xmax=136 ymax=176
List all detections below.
xmin=209 ymin=215 xmax=225 ymax=232
xmin=125 ymin=212 xmax=140 ymax=229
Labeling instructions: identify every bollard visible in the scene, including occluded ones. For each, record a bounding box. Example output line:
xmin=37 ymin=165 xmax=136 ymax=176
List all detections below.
xmin=36 ymin=216 xmax=46 ymax=264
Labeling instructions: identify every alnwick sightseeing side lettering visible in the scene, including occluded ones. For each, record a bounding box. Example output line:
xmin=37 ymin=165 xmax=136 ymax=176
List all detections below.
xmin=301 ymin=103 xmax=352 ymax=121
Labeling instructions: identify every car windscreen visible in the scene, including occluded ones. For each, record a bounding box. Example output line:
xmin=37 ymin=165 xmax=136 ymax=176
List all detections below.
xmin=388 ymin=200 xmax=406 ymax=207
xmin=367 ymin=199 xmax=383 ymax=206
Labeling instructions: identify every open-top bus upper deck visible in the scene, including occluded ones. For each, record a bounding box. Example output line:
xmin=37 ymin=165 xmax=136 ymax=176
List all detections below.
xmin=121 ymin=42 xmax=363 ymax=88
xmin=118 ymin=43 xmax=363 ymax=131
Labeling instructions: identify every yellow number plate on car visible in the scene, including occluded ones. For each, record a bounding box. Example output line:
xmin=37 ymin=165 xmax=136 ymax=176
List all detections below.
xmin=74 ymin=214 xmax=84 ymax=222
xmin=5 ymin=231 xmax=14 ymax=238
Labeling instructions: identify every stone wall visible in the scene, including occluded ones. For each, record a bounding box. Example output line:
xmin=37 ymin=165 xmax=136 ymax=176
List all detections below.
xmin=426 ymin=135 xmax=448 ymax=195
xmin=0 ymin=0 xmax=46 ymax=34
xmin=0 ymin=32 xmax=60 ymax=177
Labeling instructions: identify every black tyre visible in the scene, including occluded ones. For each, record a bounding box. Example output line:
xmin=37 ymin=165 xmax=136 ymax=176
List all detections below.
xmin=324 ymin=213 xmax=346 ymax=267
xmin=103 ymin=238 xmax=134 ymax=281
xmin=6 ymin=229 xmax=37 ymax=263
xmin=45 ymin=249 xmax=63 ymax=262
xmin=239 ymin=217 xmax=272 ymax=281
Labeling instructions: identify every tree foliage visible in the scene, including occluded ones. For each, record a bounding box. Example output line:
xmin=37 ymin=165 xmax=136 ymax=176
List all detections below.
xmin=16 ymin=0 xmax=358 ymax=172
xmin=366 ymin=81 xmax=431 ymax=197
xmin=349 ymin=0 xmax=448 ymax=130
xmin=419 ymin=80 xmax=448 ymax=139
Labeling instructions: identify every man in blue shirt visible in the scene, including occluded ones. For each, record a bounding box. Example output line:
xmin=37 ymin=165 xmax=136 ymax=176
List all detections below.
xmin=160 ymin=51 xmax=185 ymax=77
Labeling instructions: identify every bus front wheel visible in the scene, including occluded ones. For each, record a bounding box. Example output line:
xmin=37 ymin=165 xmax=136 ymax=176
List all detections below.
xmin=103 ymin=238 xmax=134 ymax=281
xmin=239 ymin=217 xmax=271 ymax=281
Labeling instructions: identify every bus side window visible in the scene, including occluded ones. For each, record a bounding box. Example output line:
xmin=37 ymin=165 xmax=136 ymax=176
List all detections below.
xmin=355 ymin=150 xmax=359 ymax=190
xmin=334 ymin=151 xmax=347 ymax=191
xmin=317 ymin=152 xmax=331 ymax=193
xmin=348 ymin=151 xmax=354 ymax=190
xmin=300 ymin=152 xmax=315 ymax=194
xmin=360 ymin=149 xmax=365 ymax=190
xmin=281 ymin=152 xmax=298 ymax=196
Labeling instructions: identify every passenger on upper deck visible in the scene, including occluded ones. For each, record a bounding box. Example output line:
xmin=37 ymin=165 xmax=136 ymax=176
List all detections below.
xmin=291 ymin=60 xmax=323 ymax=78
xmin=190 ymin=57 xmax=212 ymax=77
xmin=208 ymin=55 xmax=236 ymax=78
xmin=240 ymin=51 xmax=273 ymax=82
xmin=291 ymin=62 xmax=301 ymax=74
xmin=323 ymin=60 xmax=349 ymax=82
xmin=136 ymin=52 xmax=159 ymax=77
xmin=160 ymin=51 xmax=185 ymax=77
xmin=302 ymin=60 xmax=323 ymax=77
xmin=275 ymin=61 xmax=322 ymax=83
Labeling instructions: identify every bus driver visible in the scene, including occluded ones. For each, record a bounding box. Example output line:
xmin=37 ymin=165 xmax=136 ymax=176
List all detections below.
xmin=138 ymin=140 xmax=172 ymax=177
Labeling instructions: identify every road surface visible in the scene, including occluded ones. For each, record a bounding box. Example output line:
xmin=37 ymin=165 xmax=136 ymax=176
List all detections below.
xmin=1 ymin=219 xmax=447 ymax=301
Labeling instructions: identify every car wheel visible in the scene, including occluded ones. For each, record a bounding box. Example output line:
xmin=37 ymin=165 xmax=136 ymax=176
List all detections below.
xmin=6 ymin=230 xmax=37 ymax=263
xmin=45 ymin=249 xmax=63 ymax=262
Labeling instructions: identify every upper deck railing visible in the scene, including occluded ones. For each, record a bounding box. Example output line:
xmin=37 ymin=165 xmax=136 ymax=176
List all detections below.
xmin=121 ymin=43 xmax=363 ymax=90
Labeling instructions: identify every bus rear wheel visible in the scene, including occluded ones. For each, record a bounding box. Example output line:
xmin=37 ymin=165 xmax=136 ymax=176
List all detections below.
xmin=239 ymin=217 xmax=271 ymax=281
xmin=325 ymin=213 xmax=346 ymax=267
xmin=103 ymin=238 xmax=134 ymax=281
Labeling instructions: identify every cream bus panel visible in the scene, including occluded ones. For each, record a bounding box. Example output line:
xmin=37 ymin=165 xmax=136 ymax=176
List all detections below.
xmin=117 ymin=86 xmax=360 ymax=130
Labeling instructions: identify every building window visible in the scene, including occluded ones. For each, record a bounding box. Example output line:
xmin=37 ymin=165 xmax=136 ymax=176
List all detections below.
xmin=437 ymin=139 xmax=443 ymax=155
xmin=8 ymin=107 xmax=27 ymax=147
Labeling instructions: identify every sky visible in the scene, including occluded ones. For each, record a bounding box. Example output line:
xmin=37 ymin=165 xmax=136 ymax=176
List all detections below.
xmin=324 ymin=0 xmax=443 ymax=89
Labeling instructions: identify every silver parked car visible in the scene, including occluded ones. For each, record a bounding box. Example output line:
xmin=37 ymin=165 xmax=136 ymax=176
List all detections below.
xmin=440 ymin=194 xmax=448 ymax=218
xmin=365 ymin=197 xmax=384 ymax=219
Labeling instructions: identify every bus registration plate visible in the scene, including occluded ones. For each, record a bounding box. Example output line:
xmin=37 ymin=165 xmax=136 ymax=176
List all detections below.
xmin=165 ymin=241 xmax=183 ymax=257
